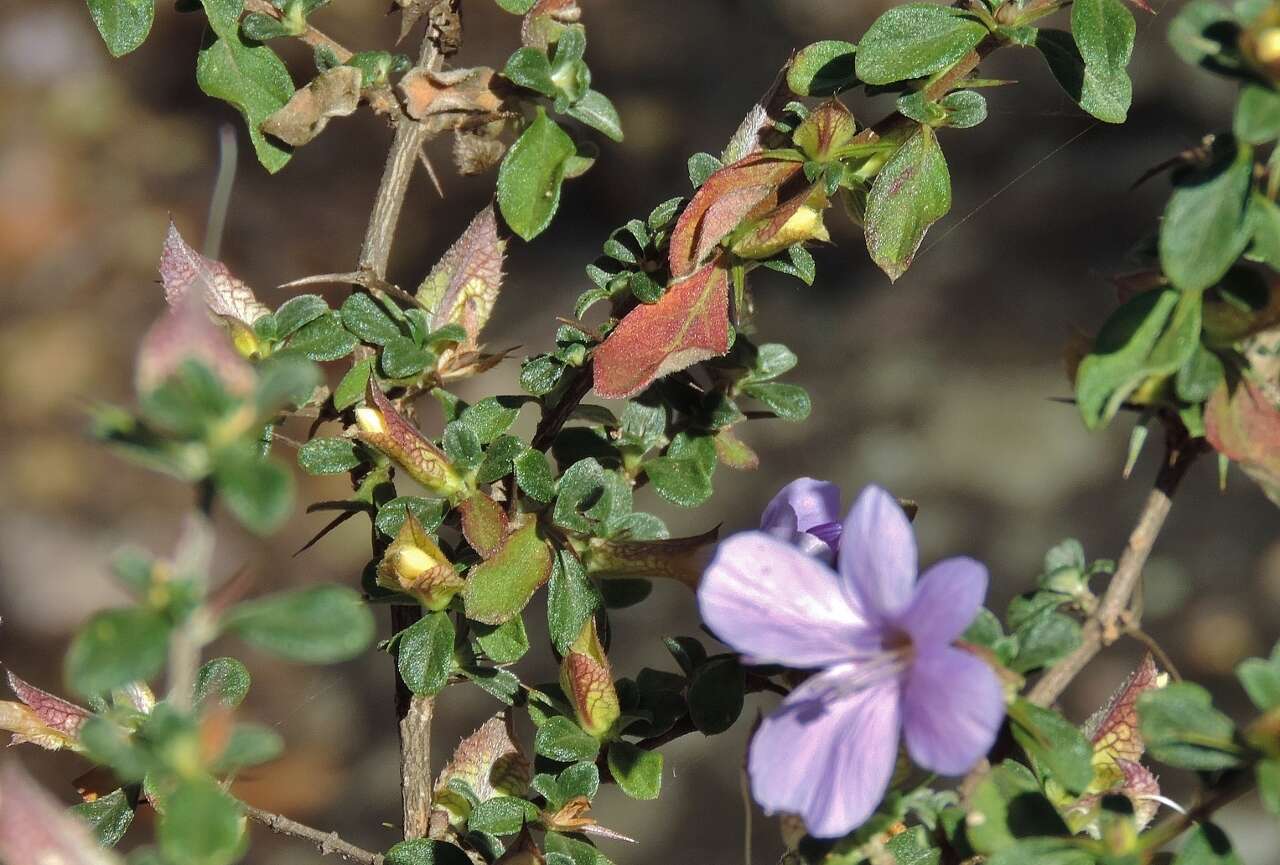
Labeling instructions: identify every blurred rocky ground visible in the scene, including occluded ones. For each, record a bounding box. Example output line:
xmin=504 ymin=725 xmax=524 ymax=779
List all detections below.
xmin=0 ymin=0 xmax=1276 ymax=862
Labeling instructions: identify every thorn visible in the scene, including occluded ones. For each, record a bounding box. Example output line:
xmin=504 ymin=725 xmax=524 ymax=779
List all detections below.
xmin=1218 ymin=452 xmax=1230 ymax=491
xmin=1123 ymin=417 xmax=1151 ymax=479
xmin=418 ymin=147 xmax=445 ymax=198
xmin=294 ymin=510 xmax=361 ymax=556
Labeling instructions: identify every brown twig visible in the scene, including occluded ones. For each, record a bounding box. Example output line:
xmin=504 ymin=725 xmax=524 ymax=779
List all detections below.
xmin=1027 ymin=439 xmax=1204 ymax=708
xmin=353 ymin=1 xmax=461 ymax=841
xmin=531 ymin=366 xmax=596 ymax=452
xmin=244 ymin=805 xmax=385 ymax=865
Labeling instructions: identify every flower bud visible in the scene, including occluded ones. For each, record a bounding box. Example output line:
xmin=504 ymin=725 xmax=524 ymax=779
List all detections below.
xmin=377 ymin=514 xmax=463 ymax=611
xmin=581 ymin=528 xmax=718 ymax=590
xmin=1 ymin=672 xmax=90 ymax=752
xmin=559 ymin=617 xmax=621 ymax=739
xmin=356 ymin=387 xmax=467 ymax=501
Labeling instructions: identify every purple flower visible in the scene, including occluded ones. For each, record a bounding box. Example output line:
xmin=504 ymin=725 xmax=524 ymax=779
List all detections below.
xmin=760 ymin=477 xmax=843 ymax=559
xmin=698 ymin=484 xmax=1005 ymax=838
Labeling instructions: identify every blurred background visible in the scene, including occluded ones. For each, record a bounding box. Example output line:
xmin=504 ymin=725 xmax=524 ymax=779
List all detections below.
xmin=1 ymin=0 xmax=1276 ymax=862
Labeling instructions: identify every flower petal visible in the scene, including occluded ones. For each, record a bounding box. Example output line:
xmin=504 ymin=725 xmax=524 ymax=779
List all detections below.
xmin=839 ymin=485 xmax=917 ymax=619
xmin=897 ymin=557 xmax=988 ymax=648
xmin=698 ymin=532 xmax=873 ymax=668
xmin=902 ymin=646 xmax=1004 ymax=776
xmin=748 ymin=668 xmax=901 ymax=838
xmin=761 ymin=478 xmax=841 ymax=536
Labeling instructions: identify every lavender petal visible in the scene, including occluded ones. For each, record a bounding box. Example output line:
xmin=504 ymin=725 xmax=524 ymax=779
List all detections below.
xmin=838 ymin=485 xmax=917 ymax=619
xmin=897 ymin=556 xmax=988 ymax=648
xmin=901 ymin=646 xmax=1004 ymax=776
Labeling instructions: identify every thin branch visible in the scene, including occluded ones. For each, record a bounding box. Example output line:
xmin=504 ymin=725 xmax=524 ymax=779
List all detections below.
xmin=244 ymin=805 xmax=385 ymax=865
xmin=531 ymin=367 xmax=595 ymax=452
xmin=1027 ymin=439 xmax=1203 ymax=708
xmin=352 ymin=2 xmax=461 ymax=841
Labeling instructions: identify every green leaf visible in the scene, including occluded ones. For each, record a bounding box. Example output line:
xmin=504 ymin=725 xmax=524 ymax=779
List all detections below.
xmin=742 ymin=381 xmax=811 ymax=421
xmin=940 ymin=89 xmax=988 ymax=128
xmin=211 ymin=723 xmax=284 ymax=771
xmin=462 ymin=520 xmax=554 ymax=625
xmin=515 ymin=448 xmax=555 ymax=502
xmin=1175 ymin=344 xmax=1226 ymax=403
xmin=86 ymin=0 xmax=155 ymax=57
xmin=376 ymin=496 xmax=447 ymax=537
xmin=554 ymin=458 xmax=609 ymax=532
xmin=1237 ymin=647 xmax=1280 ymax=711
xmin=547 ymin=551 xmax=603 ymax=655
xmin=497 ymin=109 xmax=576 ymax=241
xmin=340 ymin=293 xmax=402 ymax=345
xmin=495 ymin=0 xmax=536 ymax=12
xmin=985 ymin=839 xmax=1094 ymax=865
xmin=158 ymin=778 xmax=244 ymax=865
xmin=856 ymin=5 xmax=989 ymax=86
xmin=966 ymin=760 xmax=1069 ymax=854
xmin=468 ymin=796 xmax=539 ymax=835
xmin=223 ymin=585 xmax=376 ymax=663
xmin=1011 ymin=608 xmax=1082 ymax=674
xmin=72 ymin=787 xmax=136 ymax=846
xmin=644 ymin=457 xmax=712 ymax=508
xmin=398 ymin=611 xmax=456 ymax=696
xmin=66 ymin=608 xmax=170 ymax=697
xmin=273 ymin=294 xmax=329 ymax=337
xmin=1036 ymin=29 xmax=1131 ymax=124
xmin=1071 ymin=0 xmax=1135 ymax=72
xmin=1235 ymin=83 xmax=1280 ymax=144
xmin=1174 ymin=824 xmax=1243 ymax=865
xmin=334 ymin=357 xmax=374 ymax=410
xmin=1008 ymin=699 xmax=1094 ymax=794
xmin=460 ymin=397 xmax=522 ymax=444
xmin=474 ymin=616 xmax=530 ymax=664
xmin=1139 ymin=682 xmax=1243 ymax=770
xmin=298 ymin=437 xmax=362 ymax=475
xmin=864 ymin=125 xmax=951 ymax=281
xmin=194 ymin=657 xmax=251 ymax=708
xmin=567 ymin=90 xmax=623 ymax=142
xmin=1075 ymin=288 xmax=1202 ymax=429
xmin=385 ymin=839 xmax=474 ymax=865
xmin=1258 ymin=758 xmax=1280 ymax=814
xmin=686 ymin=656 xmax=746 ymax=734
xmin=787 ymin=40 xmax=858 ymax=96
xmin=535 ymin=715 xmax=600 ymax=762
xmin=1160 ymin=139 xmax=1253 ymax=292
xmin=606 ymin=741 xmax=663 ymax=800
xmin=521 ymin=355 xmax=565 ymax=395
xmin=443 ymin=421 xmax=484 ymax=472
xmin=504 ymin=47 xmax=557 ymax=97
xmin=381 ymin=335 xmax=433 ymax=379
xmin=213 ymin=446 xmax=293 ymax=534
xmin=461 ymin=666 xmax=521 ymax=704
xmin=687 ymin=152 xmax=723 ymax=189
xmin=288 ymin=311 xmax=359 ymax=360
xmin=545 ymin=832 xmax=612 ymax=865
xmin=1168 ymin=0 xmax=1241 ymax=69
xmin=196 ymin=30 xmax=295 ymax=173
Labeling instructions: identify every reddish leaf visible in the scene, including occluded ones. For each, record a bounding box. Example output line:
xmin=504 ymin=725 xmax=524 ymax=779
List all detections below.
xmin=135 ymin=294 xmax=255 ymax=396
xmin=668 ymin=156 xmax=802 ymax=277
xmin=792 ymin=100 xmax=857 ymax=162
xmin=522 ymin=0 xmax=579 ymax=48
xmin=433 ymin=712 xmax=530 ymax=830
xmin=1206 ymin=379 xmax=1280 ymax=506
xmin=5 ymin=672 xmax=89 ymax=746
xmin=417 ymin=204 xmax=507 ymax=348
xmin=159 ymin=221 xmax=268 ymax=327
xmin=1083 ymin=654 xmax=1160 ymax=764
xmin=0 ymin=761 xmax=121 ymax=865
xmin=460 ymin=492 xmax=509 ymax=559
xmin=592 ymin=260 xmax=731 ymax=399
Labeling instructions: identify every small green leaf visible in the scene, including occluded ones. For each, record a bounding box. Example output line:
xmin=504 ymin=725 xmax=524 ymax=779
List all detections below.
xmin=1237 ymin=647 xmax=1280 ymax=711
xmin=223 ymin=585 xmax=376 ymax=663
xmin=157 ymin=778 xmax=244 ymax=865
xmin=686 ymin=656 xmax=746 ymax=734
xmin=787 ymin=40 xmax=858 ymax=96
xmin=536 ymin=716 xmax=601 ymax=762
xmin=1011 ymin=608 xmax=1082 ymax=674
xmin=1235 ymin=83 xmax=1280 ymax=144
xmin=443 ymin=421 xmax=484 ymax=472
xmin=1071 ymin=0 xmax=1135 ymax=72
xmin=1175 ymin=344 xmax=1226 ymax=403
xmin=864 ymin=125 xmax=951 ymax=281
xmin=273 ymin=294 xmax=329 ymax=337
xmin=567 ymin=90 xmax=623 ymax=142
xmin=966 ymin=760 xmax=1069 ymax=854
xmin=1139 ymin=682 xmax=1243 ymax=771
xmin=940 ymin=90 xmax=988 ymax=128
xmin=985 ymin=839 xmax=1093 ymax=865
xmin=1168 ymin=0 xmax=1240 ymax=69
xmin=1009 ymin=699 xmax=1094 ymax=794
xmin=474 ymin=616 xmax=530 ymax=664
xmin=1036 ymin=29 xmax=1131 ymax=123
xmin=211 ymin=723 xmax=284 ymax=771
xmin=468 ymin=796 xmax=539 ymax=835
xmin=460 ymin=398 xmax=522 ymax=444
xmin=381 ymin=335 xmax=433 ymax=379
xmin=214 ymin=446 xmax=293 ymax=534
xmin=547 ymin=552 xmax=603 ymax=655
xmin=1258 ymin=758 xmax=1280 ymax=814
xmin=462 ymin=520 xmax=554 ymax=625
xmin=385 ymin=839 xmax=474 ymax=865
xmin=334 ymin=357 xmax=374 ymax=410
xmin=606 ymin=741 xmax=663 ymax=800
xmin=340 ymin=293 xmax=402 ymax=345
xmin=856 ymin=5 xmax=988 ymax=86
xmin=515 ymin=448 xmax=555 ymax=502
xmin=497 ymin=109 xmax=577 ymax=241
xmin=376 ymin=496 xmax=447 ymax=538
xmin=72 ymin=787 xmax=136 ymax=846
xmin=644 ymin=457 xmax=712 ymax=508
xmin=194 ymin=657 xmax=251 ymax=708
xmin=85 ymin=0 xmax=155 ymax=57
xmin=504 ymin=47 xmax=557 ymax=97
xmin=742 ymin=381 xmax=811 ymax=421
xmin=687 ymin=152 xmax=722 ymax=189
xmin=495 ymin=0 xmax=536 ymax=12
xmin=66 ymin=608 xmax=170 ymax=697
xmin=196 ymin=30 xmax=295 ymax=173
xmin=288 ymin=311 xmax=359 ymax=361
xmin=398 ymin=611 xmax=456 ymax=696
xmin=298 ymin=437 xmax=362 ymax=475
xmin=1160 ymin=138 xmax=1253 ymax=292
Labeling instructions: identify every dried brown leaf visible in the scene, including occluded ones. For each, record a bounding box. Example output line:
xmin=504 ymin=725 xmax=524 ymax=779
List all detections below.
xmin=261 ymin=66 xmax=361 ymax=147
